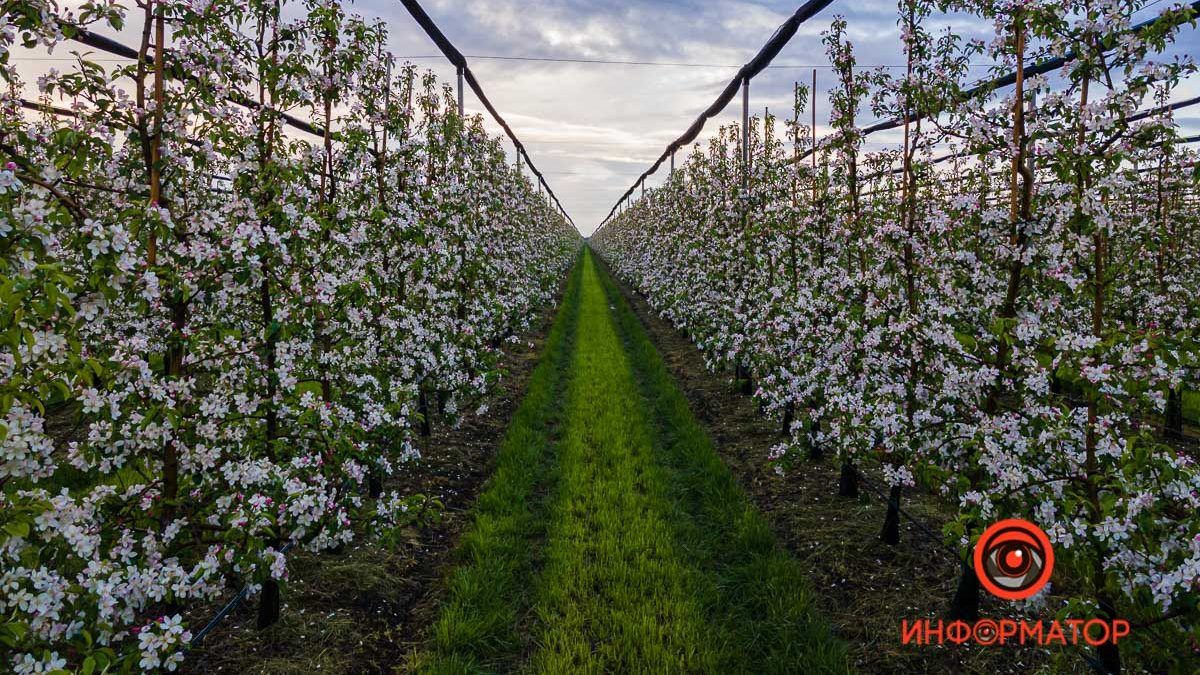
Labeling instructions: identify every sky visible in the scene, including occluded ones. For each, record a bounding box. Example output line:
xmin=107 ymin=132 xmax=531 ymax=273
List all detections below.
xmin=377 ymin=0 xmax=991 ymax=233
xmin=12 ymin=1 xmax=1200 ymax=234
xmin=356 ymin=0 xmax=1200 ymax=234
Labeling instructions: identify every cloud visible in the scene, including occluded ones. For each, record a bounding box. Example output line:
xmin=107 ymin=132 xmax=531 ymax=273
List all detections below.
xmin=13 ymin=0 xmax=1200 ymax=234
xmin=368 ymin=0 xmax=977 ymax=231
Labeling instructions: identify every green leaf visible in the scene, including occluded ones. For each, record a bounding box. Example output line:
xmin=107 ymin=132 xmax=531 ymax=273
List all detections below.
xmin=2 ymin=621 xmax=28 ymax=646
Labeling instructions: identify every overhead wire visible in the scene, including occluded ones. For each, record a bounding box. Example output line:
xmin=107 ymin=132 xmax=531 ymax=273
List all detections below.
xmin=9 ymin=53 xmax=999 ymax=68
xmin=19 ymin=5 xmax=577 ymax=228
xmin=598 ymin=0 xmax=840 ymax=228
xmin=796 ymin=1 xmax=1200 ymax=165
xmin=397 ymin=0 xmax=575 ymax=229
xmin=387 ymin=54 xmax=1002 ymax=69
xmin=601 ymin=0 xmax=1200 ymax=228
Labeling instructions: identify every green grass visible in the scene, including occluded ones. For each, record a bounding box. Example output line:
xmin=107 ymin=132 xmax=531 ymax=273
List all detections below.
xmin=413 ymin=257 xmax=583 ymax=674
xmin=412 ymin=249 xmax=847 ymax=674
xmin=596 ymin=252 xmax=850 ymax=674
xmin=525 ymin=250 xmax=726 ymax=673
xmin=1184 ymin=390 xmax=1199 ymax=426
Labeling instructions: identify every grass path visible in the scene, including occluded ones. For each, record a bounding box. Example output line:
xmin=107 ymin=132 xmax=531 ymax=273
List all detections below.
xmin=411 ymin=250 xmax=849 ymax=674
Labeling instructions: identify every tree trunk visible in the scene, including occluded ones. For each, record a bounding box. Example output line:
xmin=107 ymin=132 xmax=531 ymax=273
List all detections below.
xmin=735 ymin=363 xmax=753 ymax=395
xmin=807 ymin=412 xmax=824 ymax=461
xmin=948 ymin=563 xmax=980 ymax=621
xmin=838 ymin=460 xmax=858 ymax=497
xmin=808 ymin=437 xmax=824 ymax=462
xmin=1096 ymin=596 xmax=1121 ymax=674
xmin=1164 ymin=386 xmax=1183 ymax=440
xmin=418 ymin=387 xmax=431 ymax=437
xmin=257 ymin=579 xmax=281 ymax=629
xmin=881 ymin=485 xmax=902 ymax=545
xmin=368 ymin=468 xmax=383 ymax=499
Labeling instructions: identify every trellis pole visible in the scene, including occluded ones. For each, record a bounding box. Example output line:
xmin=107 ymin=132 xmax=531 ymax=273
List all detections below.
xmin=457 ymin=66 xmax=465 ymax=117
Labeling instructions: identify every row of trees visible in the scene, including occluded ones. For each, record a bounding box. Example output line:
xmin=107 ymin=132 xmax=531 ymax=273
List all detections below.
xmin=1 ymin=0 xmax=578 ymax=672
xmin=593 ymin=0 xmax=1199 ymax=671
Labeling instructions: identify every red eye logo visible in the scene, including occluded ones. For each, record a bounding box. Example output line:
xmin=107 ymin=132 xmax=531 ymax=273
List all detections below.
xmin=974 ymin=519 xmax=1054 ymax=601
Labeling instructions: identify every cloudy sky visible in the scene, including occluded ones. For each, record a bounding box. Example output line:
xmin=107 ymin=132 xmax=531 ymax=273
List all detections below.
xmin=359 ymin=0 xmax=1200 ymax=234
xmin=377 ymin=0 xmax=992 ymax=233
xmin=14 ymin=1 xmax=1200 ymax=234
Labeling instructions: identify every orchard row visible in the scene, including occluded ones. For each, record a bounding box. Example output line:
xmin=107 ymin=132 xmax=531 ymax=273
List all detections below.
xmin=1 ymin=1 xmax=578 ymax=673
xmin=593 ymin=0 xmax=1199 ymax=671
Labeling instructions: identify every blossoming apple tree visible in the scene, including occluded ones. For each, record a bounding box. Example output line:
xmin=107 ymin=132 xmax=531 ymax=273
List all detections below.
xmin=0 ymin=1 xmax=578 ymax=672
